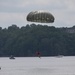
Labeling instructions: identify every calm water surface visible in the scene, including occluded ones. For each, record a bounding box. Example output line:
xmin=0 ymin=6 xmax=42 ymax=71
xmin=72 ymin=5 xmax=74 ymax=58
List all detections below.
xmin=0 ymin=56 xmax=75 ymax=75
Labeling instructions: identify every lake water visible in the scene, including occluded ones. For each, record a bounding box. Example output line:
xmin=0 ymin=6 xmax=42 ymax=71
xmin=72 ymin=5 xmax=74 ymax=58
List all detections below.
xmin=0 ymin=56 xmax=75 ymax=75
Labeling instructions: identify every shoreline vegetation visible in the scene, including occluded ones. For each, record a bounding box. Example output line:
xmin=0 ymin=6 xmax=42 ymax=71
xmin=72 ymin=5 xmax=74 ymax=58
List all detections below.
xmin=0 ymin=24 xmax=75 ymax=57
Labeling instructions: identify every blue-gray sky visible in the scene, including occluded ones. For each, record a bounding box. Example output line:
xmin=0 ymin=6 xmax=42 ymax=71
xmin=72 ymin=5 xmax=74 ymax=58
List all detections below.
xmin=0 ymin=0 xmax=75 ymax=28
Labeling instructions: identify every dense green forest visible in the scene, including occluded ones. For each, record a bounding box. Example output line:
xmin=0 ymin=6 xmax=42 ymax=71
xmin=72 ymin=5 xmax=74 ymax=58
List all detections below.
xmin=0 ymin=24 xmax=75 ymax=57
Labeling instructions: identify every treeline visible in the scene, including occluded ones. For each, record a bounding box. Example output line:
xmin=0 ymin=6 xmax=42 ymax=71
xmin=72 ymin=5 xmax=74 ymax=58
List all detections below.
xmin=0 ymin=24 xmax=75 ymax=57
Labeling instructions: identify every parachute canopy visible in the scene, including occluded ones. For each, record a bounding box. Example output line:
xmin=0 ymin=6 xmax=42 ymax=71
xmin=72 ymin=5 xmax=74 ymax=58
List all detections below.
xmin=26 ymin=11 xmax=55 ymax=23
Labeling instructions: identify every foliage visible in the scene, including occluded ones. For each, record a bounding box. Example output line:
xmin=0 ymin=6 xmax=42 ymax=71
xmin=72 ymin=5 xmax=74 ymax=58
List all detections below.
xmin=0 ymin=24 xmax=75 ymax=57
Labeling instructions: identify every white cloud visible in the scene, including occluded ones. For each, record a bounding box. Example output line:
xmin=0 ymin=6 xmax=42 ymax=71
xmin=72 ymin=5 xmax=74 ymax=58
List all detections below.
xmin=0 ymin=0 xmax=75 ymax=28
xmin=0 ymin=12 xmax=27 ymax=28
xmin=0 ymin=13 xmax=25 ymax=22
xmin=63 ymin=0 xmax=75 ymax=10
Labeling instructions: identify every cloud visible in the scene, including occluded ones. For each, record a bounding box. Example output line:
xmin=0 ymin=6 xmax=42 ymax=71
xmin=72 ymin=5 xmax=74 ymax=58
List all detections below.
xmin=0 ymin=0 xmax=67 ymax=12
xmin=0 ymin=0 xmax=75 ymax=28
xmin=0 ymin=12 xmax=27 ymax=28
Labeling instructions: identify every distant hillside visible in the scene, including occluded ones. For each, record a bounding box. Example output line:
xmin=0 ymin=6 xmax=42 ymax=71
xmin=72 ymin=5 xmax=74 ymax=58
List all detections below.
xmin=0 ymin=24 xmax=75 ymax=57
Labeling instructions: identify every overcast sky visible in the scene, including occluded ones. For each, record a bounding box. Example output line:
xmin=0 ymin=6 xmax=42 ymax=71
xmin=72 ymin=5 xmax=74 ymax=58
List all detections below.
xmin=0 ymin=0 xmax=75 ymax=28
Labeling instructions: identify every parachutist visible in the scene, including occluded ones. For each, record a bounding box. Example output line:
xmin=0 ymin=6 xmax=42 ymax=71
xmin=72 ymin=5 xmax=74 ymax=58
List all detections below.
xmin=0 ymin=67 xmax=1 ymax=70
xmin=36 ymin=51 xmax=41 ymax=58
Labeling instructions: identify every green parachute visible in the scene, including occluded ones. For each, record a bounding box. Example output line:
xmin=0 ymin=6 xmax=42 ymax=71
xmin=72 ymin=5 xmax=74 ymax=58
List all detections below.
xmin=26 ymin=11 xmax=55 ymax=23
